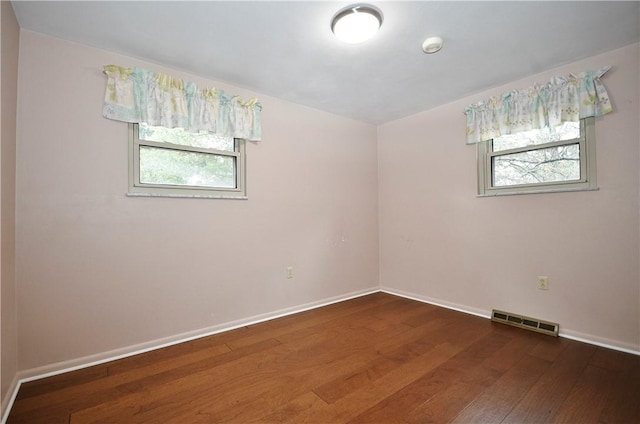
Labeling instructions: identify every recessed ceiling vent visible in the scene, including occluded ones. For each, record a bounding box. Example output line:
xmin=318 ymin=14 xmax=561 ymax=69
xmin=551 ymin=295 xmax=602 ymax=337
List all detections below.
xmin=491 ymin=309 xmax=559 ymax=337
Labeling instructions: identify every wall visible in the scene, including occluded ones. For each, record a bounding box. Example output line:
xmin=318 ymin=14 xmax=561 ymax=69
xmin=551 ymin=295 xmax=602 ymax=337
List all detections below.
xmin=10 ymin=25 xmax=640 ymax=385
xmin=1 ymin=0 xmax=20 ymax=414
xmin=378 ymin=43 xmax=640 ymax=352
xmin=16 ymin=31 xmax=379 ymax=374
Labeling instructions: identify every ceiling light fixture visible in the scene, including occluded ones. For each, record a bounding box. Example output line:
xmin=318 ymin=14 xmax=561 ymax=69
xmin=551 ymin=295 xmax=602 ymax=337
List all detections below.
xmin=422 ymin=36 xmax=443 ymax=54
xmin=331 ymin=4 xmax=383 ymax=44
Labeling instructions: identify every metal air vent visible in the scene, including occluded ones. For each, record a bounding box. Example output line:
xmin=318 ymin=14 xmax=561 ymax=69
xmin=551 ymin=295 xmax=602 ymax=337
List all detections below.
xmin=491 ymin=309 xmax=559 ymax=337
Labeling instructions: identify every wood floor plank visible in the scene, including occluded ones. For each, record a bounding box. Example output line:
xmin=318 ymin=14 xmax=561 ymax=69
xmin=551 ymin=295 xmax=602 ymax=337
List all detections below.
xmin=313 ymin=314 xmax=453 ymax=404
xmin=225 ymin=292 xmax=400 ymax=350
xmin=11 ymin=338 xmax=280 ymax=423
xmin=69 ymin=298 xmax=421 ymax=423
xmin=552 ymin=364 xmax=616 ymax=423
xmin=15 ymin=365 xmax=109 ymax=401
xmin=12 ymin=343 xmax=232 ymax=413
xmin=501 ymin=340 xmax=596 ymax=423
xmin=402 ymin=363 xmax=501 ymax=424
xmin=91 ymin=320 xmax=402 ymax=422
xmin=432 ymin=328 xmax=547 ymax=424
xmin=589 ymin=345 xmax=637 ymax=371
xmin=527 ymin=334 xmax=570 ymax=362
xmin=279 ymin=342 xmax=461 ymax=424
xmin=346 ymin=327 xmax=508 ymax=424
xmin=450 ymin=353 xmax=550 ymax=424
xmin=260 ymin=391 xmax=328 ymax=423
xmin=7 ymin=293 xmax=639 ymax=424
xmin=156 ymin=298 xmax=437 ymax=423
xmin=598 ymin=355 xmax=640 ymax=424
xmin=480 ymin=325 xmax=547 ymax=373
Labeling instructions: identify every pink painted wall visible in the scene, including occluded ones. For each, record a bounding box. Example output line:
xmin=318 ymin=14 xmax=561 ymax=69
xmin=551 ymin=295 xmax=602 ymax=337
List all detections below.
xmin=16 ymin=31 xmax=379 ymax=373
xmin=11 ymin=28 xmax=639 ymax=380
xmin=378 ymin=43 xmax=640 ymax=351
xmin=1 ymin=0 xmax=20 ymax=412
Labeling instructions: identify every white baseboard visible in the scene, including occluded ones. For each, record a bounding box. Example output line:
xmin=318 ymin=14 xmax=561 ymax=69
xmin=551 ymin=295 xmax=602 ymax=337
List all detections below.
xmin=559 ymin=329 xmax=640 ymax=355
xmin=1 ymin=374 xmax=20 ymax=424
xmin=380 ymin=286 xmax=491 ymax=319
xmin=1 ymin=286 xmax=378 ymax=424
xmin=3 ymin=285 xmax=638 ymax=423
xmin=20 ymin=286 xmax=380 ymax=383
xmin=380 ymin=286 xmax=640 ymax=356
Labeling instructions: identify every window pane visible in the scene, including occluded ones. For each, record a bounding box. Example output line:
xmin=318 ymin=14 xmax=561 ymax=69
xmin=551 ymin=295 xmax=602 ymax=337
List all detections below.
xmin=493 ymin=121 xmax=580 ymax=152
xmin=139 ymin=146 xmax=235 ymax=188
xmin=139 ymin=123 xmax=234 ymax=151
xmin=492 ymin=144 xmax=580 ymax=187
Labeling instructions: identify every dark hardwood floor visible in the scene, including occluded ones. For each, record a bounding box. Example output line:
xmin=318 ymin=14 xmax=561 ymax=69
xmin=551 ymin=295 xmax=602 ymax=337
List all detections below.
xmin=7 ymin=292 xmax=640 ymax=423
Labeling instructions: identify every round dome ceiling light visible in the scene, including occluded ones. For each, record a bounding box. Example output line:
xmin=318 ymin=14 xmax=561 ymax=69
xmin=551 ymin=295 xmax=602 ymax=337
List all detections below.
xmin=331 ymin=4 xmax=383 ymax=44
xmin=422 ymin=36 xmax=443 ymax=54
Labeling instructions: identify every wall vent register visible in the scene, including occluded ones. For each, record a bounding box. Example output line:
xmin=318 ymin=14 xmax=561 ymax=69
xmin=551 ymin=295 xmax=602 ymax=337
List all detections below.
xmin=491 ymin=309 xmax=559 ymax=337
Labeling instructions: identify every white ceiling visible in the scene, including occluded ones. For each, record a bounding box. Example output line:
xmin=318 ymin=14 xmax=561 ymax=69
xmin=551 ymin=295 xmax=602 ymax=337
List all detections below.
xmin=11 ymin=1 xmax=640 ymax=124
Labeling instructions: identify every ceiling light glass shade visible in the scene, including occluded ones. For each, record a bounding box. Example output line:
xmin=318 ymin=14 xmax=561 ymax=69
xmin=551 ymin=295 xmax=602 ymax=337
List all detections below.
xmin=331 ymin=5 xmax=383 ymax=44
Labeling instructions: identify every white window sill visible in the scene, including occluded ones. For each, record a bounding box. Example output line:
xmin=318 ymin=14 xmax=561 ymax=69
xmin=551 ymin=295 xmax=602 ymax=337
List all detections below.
xmin=126 ymin=192 xmax=248 ymax=200
xmin=477 ymin=186 xmax=599 ymax=197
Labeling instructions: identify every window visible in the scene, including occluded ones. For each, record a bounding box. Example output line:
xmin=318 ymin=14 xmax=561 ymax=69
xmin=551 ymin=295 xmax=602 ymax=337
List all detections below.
xmin=128 ymin=123 xmax=246 ymax=198
xmin=477 ymin=117 xmax=597 ymax=196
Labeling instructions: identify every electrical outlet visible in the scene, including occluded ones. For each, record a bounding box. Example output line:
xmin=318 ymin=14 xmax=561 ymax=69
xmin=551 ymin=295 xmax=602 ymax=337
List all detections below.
xmin=286 ymin=266 xmax=293 ymax=279
xmin=537 ymin=276 xmax=549 ymax=290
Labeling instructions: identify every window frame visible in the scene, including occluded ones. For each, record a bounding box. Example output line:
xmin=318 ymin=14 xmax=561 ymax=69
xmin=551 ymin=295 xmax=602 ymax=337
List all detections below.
xmin=477 ymin=117 xmax=597 ymax=196
xmin=127 ymin=123 xmax=247 ymax=199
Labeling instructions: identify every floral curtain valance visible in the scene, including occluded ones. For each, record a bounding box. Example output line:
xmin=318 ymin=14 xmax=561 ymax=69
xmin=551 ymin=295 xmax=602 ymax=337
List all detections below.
xmin=464 ymin=66 xmax=612 ymax=144
xmin=103 ymin=65 xmax=262 ymax=141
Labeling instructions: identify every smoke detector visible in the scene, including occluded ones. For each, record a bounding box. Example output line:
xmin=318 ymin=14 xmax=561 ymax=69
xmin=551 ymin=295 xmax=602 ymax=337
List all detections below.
xmin=422 ymin=36 xmax=443 ymax=54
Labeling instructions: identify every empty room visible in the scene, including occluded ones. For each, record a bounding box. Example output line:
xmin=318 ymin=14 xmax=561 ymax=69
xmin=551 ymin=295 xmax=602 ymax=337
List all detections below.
xmin=1 ymin=1 xmax=639 ymax=423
